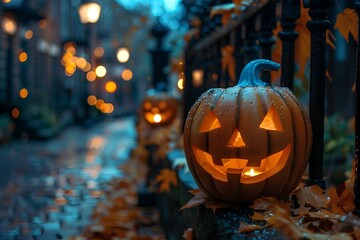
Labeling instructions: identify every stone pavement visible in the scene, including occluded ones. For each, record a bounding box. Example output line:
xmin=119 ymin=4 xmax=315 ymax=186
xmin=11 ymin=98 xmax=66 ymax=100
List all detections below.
xmin=0 ymin=117 xmax=163 ymax=240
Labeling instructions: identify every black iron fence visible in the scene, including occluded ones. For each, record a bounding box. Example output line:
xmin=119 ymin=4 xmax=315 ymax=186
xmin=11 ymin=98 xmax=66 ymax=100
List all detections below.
xmin=182 ymin=0 xmax=360 ymax=208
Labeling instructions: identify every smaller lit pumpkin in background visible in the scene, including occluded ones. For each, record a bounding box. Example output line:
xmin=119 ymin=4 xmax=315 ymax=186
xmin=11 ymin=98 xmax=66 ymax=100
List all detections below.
xmin=183 ymin=59 xmax=312 ymax=204
xmin=141 ymin=89 xmax=178 ymax=126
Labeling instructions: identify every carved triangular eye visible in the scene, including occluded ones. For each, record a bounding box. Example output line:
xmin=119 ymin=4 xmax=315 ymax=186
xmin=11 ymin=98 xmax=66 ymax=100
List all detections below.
xmin=259 ymin=106 xmax=283 ymax=131
xmin=227 ymin=129 xmax=246 ymax=147
xmin=199 ymin=111 xmax=221 ymax=133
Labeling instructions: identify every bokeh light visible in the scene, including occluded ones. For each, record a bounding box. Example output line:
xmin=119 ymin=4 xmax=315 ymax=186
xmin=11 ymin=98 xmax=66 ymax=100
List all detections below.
xmin=117 ymin=48 xmax=130 ymax=63
xmin=18 ymin=52 xmax=28 ymax=62
xmin=94 ymin=47 xmax=104 ymax=57
xmin=95 ymin=65 xmax=106 ymax=78
xmin=19 ymin=88 xmax=28 ymax=98
xmin=87 ymin=95 xmax=97 ymax=105
xmin=86 ymin=71 xmax=97 ymax=81
xmin=11 ymin=108 xmax=20 ymax=118
xmin=121 ymin=69 xmax=133 ymax=81
xmin=105 ymin=81 xmax=117 ymax=93
xmin=24 ymin=30 xmax=33 ymax=39
xmin=177 ymin=78 xmax=184 ymax=90
xmin=39 ymin=19 xmax=47 ymax=28
xmin=2 ymin=16 xmax=17 ymax=35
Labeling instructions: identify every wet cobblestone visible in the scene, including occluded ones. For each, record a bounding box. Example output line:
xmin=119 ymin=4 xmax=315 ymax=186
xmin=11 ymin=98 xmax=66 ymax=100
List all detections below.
xmin=0 ymin=117 xmax=136 ymax=240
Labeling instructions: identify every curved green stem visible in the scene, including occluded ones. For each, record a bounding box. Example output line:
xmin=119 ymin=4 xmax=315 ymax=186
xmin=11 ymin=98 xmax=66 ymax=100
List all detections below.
xmin=237 ymin=59 xmax=280 ymax=87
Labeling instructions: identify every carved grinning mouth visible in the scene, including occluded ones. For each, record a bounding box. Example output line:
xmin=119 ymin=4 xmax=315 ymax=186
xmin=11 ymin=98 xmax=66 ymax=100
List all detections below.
xmin=192 ymin=144 xmax=292 ymax=184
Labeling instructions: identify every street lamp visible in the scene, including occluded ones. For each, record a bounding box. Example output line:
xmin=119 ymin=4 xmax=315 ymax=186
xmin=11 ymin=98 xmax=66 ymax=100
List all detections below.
xmin=78 ymin=2 xmax=101 ymax=24
xmin=78 ymin=0 xmax=101 ymax=121
xmin=2 ymin=15 xmax=17 ymax=112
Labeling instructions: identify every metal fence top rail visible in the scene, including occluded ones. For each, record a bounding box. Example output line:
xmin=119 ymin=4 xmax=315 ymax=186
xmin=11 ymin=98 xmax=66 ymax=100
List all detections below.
xmin=191 ymin=0 xmax=271 ymax=53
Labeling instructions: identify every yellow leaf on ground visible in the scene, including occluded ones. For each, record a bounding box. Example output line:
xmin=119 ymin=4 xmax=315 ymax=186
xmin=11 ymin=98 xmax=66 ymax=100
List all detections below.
xmin=334 ymin=8 xmax=358 ymax=42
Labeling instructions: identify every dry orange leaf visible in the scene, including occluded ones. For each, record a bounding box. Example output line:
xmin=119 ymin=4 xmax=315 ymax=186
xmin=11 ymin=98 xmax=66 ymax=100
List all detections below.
xmin=210 ymin=3 xmax=236 ymax=25
xmin=221 ymin=45 xmax=236 ymax=81
xmin=296 ymin=185 xmax=329 ymax=210
xmin=155 ymin=168 xmax=178 ymax=193
xmin=334 ymin=8 xmax=358 ymax=42
xmin=182 ymin=228 xmax=193 ymax=240
xmin=180 ymin=189 xmax=209 ymax=211
xmin=238 ymin=223 xmax=264 ymax=233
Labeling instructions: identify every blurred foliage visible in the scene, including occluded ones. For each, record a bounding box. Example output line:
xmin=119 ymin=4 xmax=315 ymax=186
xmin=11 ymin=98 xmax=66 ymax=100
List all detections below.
xmin=324 ymin=114 xmax=354 ymax=184
xmin=0 ymin=113 xmax=12 ymax=143
xmin=15 ymin=104 xmax=60 ymax=139
xmin=20 ymin=104 xmax=59 ymax=128
xmin=0 ymin=113 xmax=10 ymax=128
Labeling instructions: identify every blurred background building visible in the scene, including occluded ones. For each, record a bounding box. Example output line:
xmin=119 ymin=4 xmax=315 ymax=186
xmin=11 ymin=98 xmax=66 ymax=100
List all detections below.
xmin=0 ymin=0 xmax=189 ymax=139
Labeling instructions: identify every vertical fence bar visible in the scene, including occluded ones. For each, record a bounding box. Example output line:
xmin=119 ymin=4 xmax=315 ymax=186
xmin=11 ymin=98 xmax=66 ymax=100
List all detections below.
xmin=305 ymin=0 xmax=332 ymax=188
xmin=279 ymin=0 xmax=300 ymax=91
xmin=259 ymin=1 xmax=276 ymax=83
xmin=354 ymin=0 xmax=360 ymax=208
xmin=243 ymin=16 xmax=259 ymax=63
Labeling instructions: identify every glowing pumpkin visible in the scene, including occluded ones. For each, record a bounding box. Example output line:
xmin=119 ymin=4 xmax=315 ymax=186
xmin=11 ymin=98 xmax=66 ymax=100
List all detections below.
xmin=183 ymin=59 xmax=312 ymax=203
xmin=141 ymin=91 xmax=178 ymax=126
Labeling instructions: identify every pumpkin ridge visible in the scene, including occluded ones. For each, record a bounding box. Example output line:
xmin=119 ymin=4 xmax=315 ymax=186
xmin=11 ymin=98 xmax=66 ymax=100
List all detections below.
xmin=272 ymin=86 xmax=306 ymax=194
xmin=278 ymin=89 xmax=312 ymax=193
xmin=268 ymin=87 xmax=295 ymax=193
xmin=256 ymin=88 xmax=273 ymax=196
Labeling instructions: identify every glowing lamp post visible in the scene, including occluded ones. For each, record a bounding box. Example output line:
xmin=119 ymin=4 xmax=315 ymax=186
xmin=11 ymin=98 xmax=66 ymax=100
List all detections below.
xmin=2 ymin=16 xmax=17 ymax=111
xmin=78 ymin=2 xmax=101 ymax=24
xmin=78 ymin=1 xmax=101 ymax=120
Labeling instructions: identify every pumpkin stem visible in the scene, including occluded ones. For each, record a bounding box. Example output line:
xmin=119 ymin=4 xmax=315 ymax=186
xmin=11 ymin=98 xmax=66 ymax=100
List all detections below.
xmin=237 ymin=59 xmax=280 ymax=87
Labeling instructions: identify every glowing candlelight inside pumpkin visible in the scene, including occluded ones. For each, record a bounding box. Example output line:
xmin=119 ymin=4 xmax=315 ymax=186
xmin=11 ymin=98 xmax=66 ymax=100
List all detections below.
xmin=244 ymin=168 xmax=261 ymax=177
xmin=153 ymin=114 xmax=162 ymax=123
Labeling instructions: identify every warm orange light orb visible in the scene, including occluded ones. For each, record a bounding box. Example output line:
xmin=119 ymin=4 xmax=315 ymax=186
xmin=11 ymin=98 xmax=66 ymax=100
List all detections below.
xmin=11 ymin=108 xmax=20 ymax=118
xmin=94 ymin=47 xmax=104 ymax=58
xmin=121 ymin=69 xmax=133 ymax=81
xmin=105 ymin=81 xmax=117 ymax=93
xmin=95 ymin=99 xmax=104 ymax=109
xmin=86 ymin=71 xmax=97 ymax=81
xmin=78 ymin=2 xmax=101 ymax=23
xmin=24 ymin=30 xmax=33 ymax=39
xmin=19 ymin=88 xmax=28 ymax=98
xmin=18 ymin=52 xmax=28 ymax=62
xmin=2 ymin=16 xmax=17 ymax=35
xmin=95 ymin=65 xmax=106 ymax=77
xmin=177 ymin=78 xmax=184 ymax=90
xmin=39 ymin=19 xmax=47 ymax=28
xmin=116 ymin=48 xmax=130 ymax=63
xmin=87 ymin=95 xmax=97 ymax=105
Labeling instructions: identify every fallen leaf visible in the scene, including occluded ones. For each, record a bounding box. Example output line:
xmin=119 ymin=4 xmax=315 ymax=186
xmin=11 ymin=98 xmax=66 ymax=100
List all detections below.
xmin=296 ymin=185 xmax=329 ymax=210
xmin=334 ymin=8 xmax=358 ymax=42
xmin=182 ymin=228 xmax=193 ymax=240
xmin=155 ymin=168 xmax=178 ymax=193
xmin=238 ymin=222 xmax=265 ymax=233
xmin=251 ymin=211 xmax=265 ymax=221
xmin=180 ymin=189 xmax=209 ymax=211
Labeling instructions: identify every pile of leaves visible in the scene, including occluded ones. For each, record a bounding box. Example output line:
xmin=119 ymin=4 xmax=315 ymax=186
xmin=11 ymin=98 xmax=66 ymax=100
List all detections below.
xmin=77 ymin=146 xmax=165 ymax=240
xmin=181 ymin=180 xmax=360 ymax=239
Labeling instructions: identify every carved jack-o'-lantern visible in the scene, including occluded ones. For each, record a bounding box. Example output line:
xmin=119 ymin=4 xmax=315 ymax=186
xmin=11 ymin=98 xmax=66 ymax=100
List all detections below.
xmin=141 ymin=91 xmax=178 ymax=126
xmin=183 ymin=59 xmax=312 ymax=203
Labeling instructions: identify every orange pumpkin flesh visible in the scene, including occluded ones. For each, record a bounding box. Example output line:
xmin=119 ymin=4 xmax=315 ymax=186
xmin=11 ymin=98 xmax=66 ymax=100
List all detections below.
xmin=183 ymin=59 xmax=312 ymax=203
